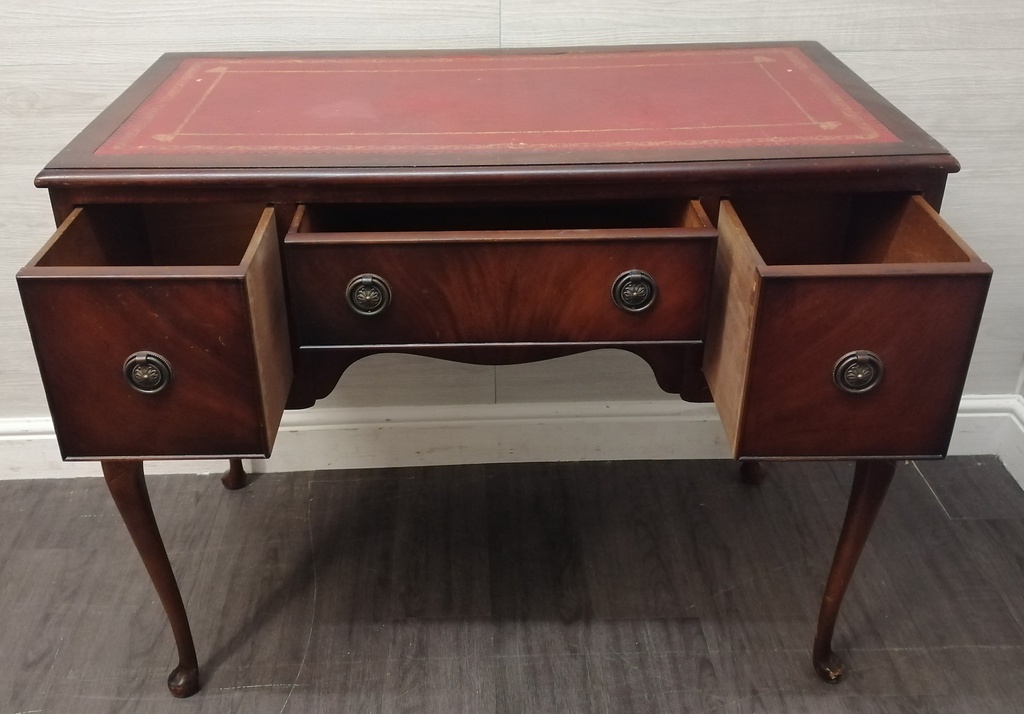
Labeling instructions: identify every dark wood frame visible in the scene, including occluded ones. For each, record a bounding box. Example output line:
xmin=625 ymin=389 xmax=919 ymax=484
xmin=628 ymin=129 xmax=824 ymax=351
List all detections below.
xmin=18 ymin=43 xmax=991 ymax=698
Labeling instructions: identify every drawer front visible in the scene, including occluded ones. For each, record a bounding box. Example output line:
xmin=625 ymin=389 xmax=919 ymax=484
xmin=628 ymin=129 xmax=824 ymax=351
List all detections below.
xmin=738 ymin=274 xmax=989 ymax=458
xmin=286 ymin=233 xmax=716 ymax=347
xmin=18 ymin=205 xmax=291 ymax=460
xmin=705 ymin=195 xmax=991 ymax=459
xmin=20 ymin=280 xmax=268 ymax=458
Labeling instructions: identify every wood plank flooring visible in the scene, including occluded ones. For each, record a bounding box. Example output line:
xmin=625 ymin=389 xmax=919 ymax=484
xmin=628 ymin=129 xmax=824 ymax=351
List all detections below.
xmin=2 ymin=456 xmax=1024 ymax=712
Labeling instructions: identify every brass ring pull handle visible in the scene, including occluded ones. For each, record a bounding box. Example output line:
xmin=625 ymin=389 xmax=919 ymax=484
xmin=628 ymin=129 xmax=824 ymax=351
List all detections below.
xmin=833 ymin=350 xmax=883 ymax=394
xmin=123 ymin=352 xmax=173 ymax=394
xmin=346 ymin=274 xmax=392 ymax=316
xmin=612 ymin=269 xmax=657 ymax=313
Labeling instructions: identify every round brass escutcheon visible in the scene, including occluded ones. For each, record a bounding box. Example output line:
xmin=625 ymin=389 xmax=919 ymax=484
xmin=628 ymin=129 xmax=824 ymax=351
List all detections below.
xmin=612 ymin=269 xmax=657 ymax=313
xmin=833 ymin=350 xmax=884 ymax=394
xmin=123 ymin=352 xmax=173 ymax=394
xmin=346 ymin=274 xmax=392 ymax=316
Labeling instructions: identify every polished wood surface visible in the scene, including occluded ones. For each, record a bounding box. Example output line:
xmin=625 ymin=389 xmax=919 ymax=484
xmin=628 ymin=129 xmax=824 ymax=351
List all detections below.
xmin=707 ymin=195 xmax=990 ymax=459
xmin=18 ymin=205 xmax=292 ymax=459
xmin=14 ymin=43 xmax=993 ymax=696
xmin=101 ymin=460 xmax=198 ymax=698
xmin=813 ymin=459 xmax=896 ymax=681
xmin=286 ymin=200 xmax=716 ymax=346
xmin=701 ymin=196 xmax=765 ymax=451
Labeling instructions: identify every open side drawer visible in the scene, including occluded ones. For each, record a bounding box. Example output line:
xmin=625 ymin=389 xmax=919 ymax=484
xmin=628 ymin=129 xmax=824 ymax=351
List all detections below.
xmin=284 ymin=198 xmax=717 ymax=346
xmin=704 ymin=193 xmax=991 ymax=460
xmin=17 ymin=203 xmax=292 ymax=460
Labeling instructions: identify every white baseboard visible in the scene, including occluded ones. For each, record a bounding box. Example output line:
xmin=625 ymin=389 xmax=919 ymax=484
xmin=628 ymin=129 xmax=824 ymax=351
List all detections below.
xmin=3 ymin=395 xmax=1023 ymax=485
xmin=964 ymin=394 xmax=1024 ymax=489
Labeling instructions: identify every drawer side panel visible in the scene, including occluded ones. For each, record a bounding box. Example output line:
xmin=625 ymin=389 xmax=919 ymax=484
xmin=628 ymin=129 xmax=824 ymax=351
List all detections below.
xmin=703 ymin=201 xmax=764 ymax=453
xmin=243 ymin=211 xmax=292 ymax=453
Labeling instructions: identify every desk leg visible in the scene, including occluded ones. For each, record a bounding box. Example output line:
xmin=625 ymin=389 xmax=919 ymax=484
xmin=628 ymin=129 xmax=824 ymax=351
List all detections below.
xmin=739 ymin=461 xmax=768 ymax=485
xmin=813 ymin=459 xmax=895 ymax=683
xmin=102 ymin=460 xmax=200 ymax=698
xmin=221 ymin=458 xmax=247 ymax=490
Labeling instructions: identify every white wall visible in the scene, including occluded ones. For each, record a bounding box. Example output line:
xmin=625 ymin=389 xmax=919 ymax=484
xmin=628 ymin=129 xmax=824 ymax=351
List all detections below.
xmin=2 ymin=1 xmax=1023 ymax=479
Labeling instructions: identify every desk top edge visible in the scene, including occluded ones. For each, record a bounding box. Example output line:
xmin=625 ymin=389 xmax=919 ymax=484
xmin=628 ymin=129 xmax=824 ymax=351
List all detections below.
xmin=39 ymin=41 xmax=954 ymax=185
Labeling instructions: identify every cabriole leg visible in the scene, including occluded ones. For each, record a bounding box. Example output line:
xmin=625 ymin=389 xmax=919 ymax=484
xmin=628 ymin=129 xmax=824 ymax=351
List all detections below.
xmin=221 ymin=458 xmax=247 ymax=490
xmin=813 ymin=459 xmax=896 ymax=682
xmin=101 ymin=460 xmax=200 ymax=697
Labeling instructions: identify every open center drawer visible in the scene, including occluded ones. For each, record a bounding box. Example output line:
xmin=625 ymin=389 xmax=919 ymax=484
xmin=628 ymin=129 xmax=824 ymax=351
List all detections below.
xmin=284 ymin=198 xmax=717 ymax=347
xmin=704 ymin=193 xmax=991 ymax=460
xmin=17 ymin=203 xmax=292 ymax=460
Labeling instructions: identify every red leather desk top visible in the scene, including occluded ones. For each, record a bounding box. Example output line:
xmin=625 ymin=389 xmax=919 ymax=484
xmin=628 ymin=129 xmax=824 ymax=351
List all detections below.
xmin=98 ymin=47 xmax=895 ymax=156
xmin=40 ymin=44 xmax=952 ymax=174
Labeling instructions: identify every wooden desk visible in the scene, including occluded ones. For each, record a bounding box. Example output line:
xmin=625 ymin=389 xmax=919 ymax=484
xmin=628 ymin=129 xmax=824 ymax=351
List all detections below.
xmin=17 ymin=43 xmax=991 ymax=697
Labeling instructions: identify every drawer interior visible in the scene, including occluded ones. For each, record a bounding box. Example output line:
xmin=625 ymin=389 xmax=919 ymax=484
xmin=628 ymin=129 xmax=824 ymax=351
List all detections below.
xmin=37 ymin=203 xmax=267 ymax=267
xmin=293 ymin=197 xmax=705 ymax=235
xmin=726 ymin=193 xmax=976 ymax=267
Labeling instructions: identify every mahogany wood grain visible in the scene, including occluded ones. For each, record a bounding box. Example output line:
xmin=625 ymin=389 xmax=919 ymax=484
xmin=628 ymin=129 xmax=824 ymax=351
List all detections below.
xmin=846 ymin=194 xmax=981 ymax=264
xmin=285 ymin=200 xmax=716 ymax=346
xmin=243 ymin=209 xmax=293 ymax=453
xmin=813 ymin=459 xmax=896 ymax=682
xmin=723 ymin=193 xmax=855 ymax=266
xmin=37 ymin=160 xmax=956 ymax=207
xmin=33 ymin=203 xmax=264 ymax=268
xmin=702 ymin=198 xmax=764 ymax=453
xmin=143 ymin=202 xmax=265 ymax=265
xmin=33 ymin=205 xmax=150 ymax=266
xmin=14 ymin=44 xmax=994 ymax=698
xmin=17 ymin=206 xmax=291 ymax=459
xmin=707 ymin=196 xmax=991 ymax=459
xmin=101 ymin=460 xmax=199 ymax=698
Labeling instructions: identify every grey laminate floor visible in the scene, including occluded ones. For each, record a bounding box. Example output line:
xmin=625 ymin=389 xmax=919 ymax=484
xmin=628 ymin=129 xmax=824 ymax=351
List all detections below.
xmin=2 ymin=457 xmax=1024 ymax=713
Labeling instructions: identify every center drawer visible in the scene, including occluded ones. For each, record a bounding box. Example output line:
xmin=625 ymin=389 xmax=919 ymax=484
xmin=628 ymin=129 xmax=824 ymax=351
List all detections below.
xmin=284 ymin=199 xmax=717 ymax=346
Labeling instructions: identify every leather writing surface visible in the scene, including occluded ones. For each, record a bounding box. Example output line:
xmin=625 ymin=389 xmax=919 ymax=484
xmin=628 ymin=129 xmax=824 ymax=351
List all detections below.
xmin=96 ymin=47 xmax=898 ymax=164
